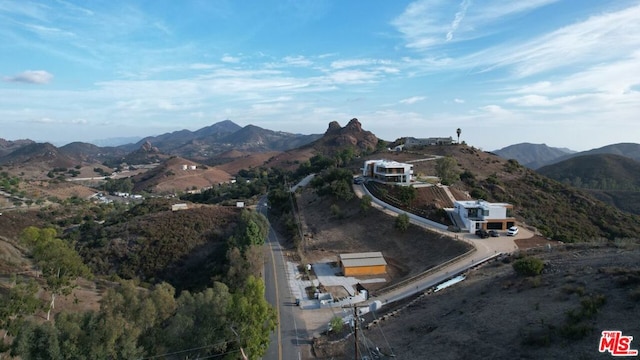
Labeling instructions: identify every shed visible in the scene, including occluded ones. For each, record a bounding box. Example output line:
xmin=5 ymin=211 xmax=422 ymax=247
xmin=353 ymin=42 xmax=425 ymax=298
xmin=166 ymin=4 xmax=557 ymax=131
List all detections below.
xmin=339 ymin=252 xmax=387 ymax=276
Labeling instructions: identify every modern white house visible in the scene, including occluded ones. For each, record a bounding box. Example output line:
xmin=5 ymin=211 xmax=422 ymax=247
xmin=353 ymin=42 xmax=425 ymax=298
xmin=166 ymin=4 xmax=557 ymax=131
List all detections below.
xmin=362 ymin=160 xmax=413 ymax=184
xmin=453 ymin=200 xmax=515 ymax=233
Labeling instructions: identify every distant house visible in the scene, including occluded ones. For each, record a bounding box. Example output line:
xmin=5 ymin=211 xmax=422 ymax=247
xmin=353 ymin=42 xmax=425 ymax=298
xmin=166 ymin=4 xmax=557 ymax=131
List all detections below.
xmin=171 ymin=203 xmax=189 ymax=211
xmin=404 ymin=136 xmax=453 ymax=148
xmin=339 ymin=252 xmax=387 ymax=276
xmin=362 ymin=159 xmax=413 ymax=184
xmin=453 ymin=200 xmax=515 ymax=233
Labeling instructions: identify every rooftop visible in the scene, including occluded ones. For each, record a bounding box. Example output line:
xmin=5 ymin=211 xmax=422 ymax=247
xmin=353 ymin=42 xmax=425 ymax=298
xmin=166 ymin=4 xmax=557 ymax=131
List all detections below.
xmin=339 ymin=252 xmax=387 ymax=268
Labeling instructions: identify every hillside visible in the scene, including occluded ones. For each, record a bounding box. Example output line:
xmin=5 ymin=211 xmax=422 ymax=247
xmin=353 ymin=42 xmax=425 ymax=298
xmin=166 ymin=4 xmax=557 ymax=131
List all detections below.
xmin=537 ymin=154 xmax=640 ymax=215
xmin=537 ymin=154 xmax=640 ymax=191
xmin=493 ymin=143 xmax=575 ymax=169
xmin=121 ymin=119 xmax=242 ymax=152
xmin=0 ymin=142 xmax=77 ymax=169
xmin=358 ymin=244 xmax=640 ymax=360
xmin=70 ymin=200 xmax=240 ymax=290
xmin=131 ymin=156 xmax=232 ymax=194
xmin=60 ymin=141 xmax=126 ymax=163
xmin=352 ymin=145 xmax=640 ymax=243
xmin=543 ymin=142 xmax=640 ymax=167
xmin=0 ymin=138 xmax=34 ymax=157
xmin=119 ymin=120 xmax=321 ymax=161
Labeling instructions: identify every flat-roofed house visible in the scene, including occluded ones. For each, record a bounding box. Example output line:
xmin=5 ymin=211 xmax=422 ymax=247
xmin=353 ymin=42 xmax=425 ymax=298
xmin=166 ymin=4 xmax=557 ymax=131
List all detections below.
xmin=339 ymin=252 xmax=387 ymax=276
xmin=454 ymin=200 xmax=515 ymax=233
xmin=362 ymin=160 xmax=413 ymax=184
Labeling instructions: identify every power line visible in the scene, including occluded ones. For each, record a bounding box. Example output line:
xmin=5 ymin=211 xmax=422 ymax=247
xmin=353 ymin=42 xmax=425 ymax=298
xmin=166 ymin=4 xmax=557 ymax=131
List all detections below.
xmin=371 ymin=308 xmax=396 ymax=358
xmin=138 ymin=340 xmax=234 ymax=360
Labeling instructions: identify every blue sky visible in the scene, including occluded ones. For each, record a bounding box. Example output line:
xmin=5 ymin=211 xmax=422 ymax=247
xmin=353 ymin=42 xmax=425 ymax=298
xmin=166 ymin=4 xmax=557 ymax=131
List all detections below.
xmin=1 ymin=0 xmax=639 ymax=151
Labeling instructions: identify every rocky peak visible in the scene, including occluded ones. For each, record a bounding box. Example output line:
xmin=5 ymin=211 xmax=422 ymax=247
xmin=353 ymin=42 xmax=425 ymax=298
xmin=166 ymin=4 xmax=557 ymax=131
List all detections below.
xmin=140 ymin=141 xmax=159 ymax=153
xmin=345 ymin=118 xmax=362 ymax=132
xmin=314 ymin=118 xmax=379 ymax=154
xmin=326 ymin=121 xmax=342 ymax=134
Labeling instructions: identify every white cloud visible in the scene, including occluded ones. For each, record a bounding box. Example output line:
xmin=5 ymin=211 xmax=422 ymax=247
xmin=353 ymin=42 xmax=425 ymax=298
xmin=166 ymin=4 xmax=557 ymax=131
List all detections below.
xmin=473 ymin=4 xmax=640 ymax=78
xmin=328 ymin=70 xmax=378 ymax=84
xmin=282 ymin=56 xmax=313 ymax=67
xmin=399 ymin=96 xmax=426 ymax=104
xmin=479 ymin=104 xmax=510 ymax=116
xmin=392 ymin=0 xmax=558 ymax=50
xmin=27 ymin=117 xmax=87 ymax=125
xmin=189 ymin=63 xmax=218 ymax=70
xmin=4 ymin=70 xmax=53 ymax=84
xmin=221 ymin=55 xmax=240 ymax=63
xmin=447 ymin=0 xmax=471 ymax=41
xmin=454 ymin=98 xmax=465 ymax=103
xmin=331 ymin=59 xmax=390 ymax=69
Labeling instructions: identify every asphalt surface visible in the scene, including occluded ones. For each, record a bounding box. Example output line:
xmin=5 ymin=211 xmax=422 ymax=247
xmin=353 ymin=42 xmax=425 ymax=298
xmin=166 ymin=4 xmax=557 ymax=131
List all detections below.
xmin=260 ymin=197 xmax=305 ymax=360
xmin=261 ymin=180 xmax=526 ymax=357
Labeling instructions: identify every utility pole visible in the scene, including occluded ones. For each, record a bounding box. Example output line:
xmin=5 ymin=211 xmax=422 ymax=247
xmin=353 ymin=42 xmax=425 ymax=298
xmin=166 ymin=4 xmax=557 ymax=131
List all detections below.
xmin=353 ymin=305 xmax=359 ymax=360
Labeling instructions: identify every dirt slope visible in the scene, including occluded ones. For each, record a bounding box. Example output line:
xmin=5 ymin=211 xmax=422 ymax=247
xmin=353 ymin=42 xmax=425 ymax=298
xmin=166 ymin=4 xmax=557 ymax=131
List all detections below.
xmin=350 ymin=244 xmax=640 ymax=360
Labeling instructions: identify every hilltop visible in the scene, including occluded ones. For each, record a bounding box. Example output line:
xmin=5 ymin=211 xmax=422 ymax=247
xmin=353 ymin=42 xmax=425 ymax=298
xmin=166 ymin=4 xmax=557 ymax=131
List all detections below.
xmin=537 ymin=154 xmax=640 ymax=215
xmin=493 ymin=143 xmax=575 ymax=169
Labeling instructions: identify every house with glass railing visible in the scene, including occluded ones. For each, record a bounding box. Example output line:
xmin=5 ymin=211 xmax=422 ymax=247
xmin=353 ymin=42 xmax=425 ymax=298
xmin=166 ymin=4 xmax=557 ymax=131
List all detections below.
xmin=453 ymin=200 xmax=515 ymax=233
xmin=362 ymin=159 xmax=413 ymax=184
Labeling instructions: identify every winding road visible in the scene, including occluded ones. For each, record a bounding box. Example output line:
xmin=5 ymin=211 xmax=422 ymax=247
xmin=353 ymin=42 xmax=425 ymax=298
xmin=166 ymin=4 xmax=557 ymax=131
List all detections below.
xmin=261 ymin=180 xmax=528 ymax=358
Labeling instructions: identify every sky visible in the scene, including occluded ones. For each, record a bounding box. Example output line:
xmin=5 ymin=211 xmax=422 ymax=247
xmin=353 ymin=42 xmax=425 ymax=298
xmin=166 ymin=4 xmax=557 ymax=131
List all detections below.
xmin=1 ymin=0 xmax=639 ymax=151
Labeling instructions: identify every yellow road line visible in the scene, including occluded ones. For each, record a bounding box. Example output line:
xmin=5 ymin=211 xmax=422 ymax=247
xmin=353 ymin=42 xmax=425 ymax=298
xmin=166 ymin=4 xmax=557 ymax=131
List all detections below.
xmin=268 ymin=236 xmax=283 ymax=360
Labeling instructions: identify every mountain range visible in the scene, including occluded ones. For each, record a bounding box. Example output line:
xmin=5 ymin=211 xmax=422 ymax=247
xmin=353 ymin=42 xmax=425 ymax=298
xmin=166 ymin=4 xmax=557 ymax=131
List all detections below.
xmin=0 ymin=120 xmax=323 ymax=168
xmin=493 ymin=142 xmax=640 ymax=169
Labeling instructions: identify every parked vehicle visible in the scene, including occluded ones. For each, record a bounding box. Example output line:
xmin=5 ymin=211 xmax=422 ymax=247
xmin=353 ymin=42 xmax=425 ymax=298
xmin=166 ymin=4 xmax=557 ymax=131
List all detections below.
xmin=489 ymin=230 xmax=500 ymax=237
xmin=507 ymin=226 xmax=519 ymax=236
xmin=353 ymin=176 xmax=365 ymax=184
xmin=475 ymin=229 xmax=489 ymax=238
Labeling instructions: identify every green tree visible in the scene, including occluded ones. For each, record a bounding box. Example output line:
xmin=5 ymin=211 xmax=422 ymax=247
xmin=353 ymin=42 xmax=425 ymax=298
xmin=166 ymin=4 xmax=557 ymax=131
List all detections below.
xmin=164 ymin=282 xmax=233 ymax=357
xmin=20 ymin=227 xmax=92 ymax=320
xmin=0 ymin=278 xmax=41 ymax=337
xmin=329 ymin=316 xmax=344 ymax=333
xmin=232 ymin=210 xmax=269 ymax=249
xmin=11 ymin=321 xmax=61 ymax=360
xmin=435 ymin=156 xmax=459 ymax=185
xmin=513 ymin=257 xmax=545 ymax=277
xmin=228 ymin=276 xmax=277 ymax=360
xmin=360 ymin=195 xmax=372 ymax=213
xmin=396 ymin=185 xmax=417 ymax=206
xmin=395 ymin=213 xmax=410 ymax=232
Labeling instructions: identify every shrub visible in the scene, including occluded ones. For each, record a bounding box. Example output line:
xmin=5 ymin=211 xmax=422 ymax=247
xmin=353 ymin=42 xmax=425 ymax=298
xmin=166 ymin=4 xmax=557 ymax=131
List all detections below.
xmin=330 ymin=204 xmax=343 ymax=219
xmin=395 ymin=213 xmax=410 ymax=232
xmin=360 ymin=195 xmax=372 ymax=213
xmin=513 ymin=257 xmax=545 ymax=277
xmin=329 ymin=316 xmax=344 ymax=333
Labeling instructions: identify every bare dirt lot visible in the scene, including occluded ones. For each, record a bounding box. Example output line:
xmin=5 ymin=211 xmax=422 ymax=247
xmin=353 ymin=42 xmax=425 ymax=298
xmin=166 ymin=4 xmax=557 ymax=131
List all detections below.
xmin=316 ymin=244 xmax=640 ymax=359
xmin=296 ymin=188 xmax=473 ymax=293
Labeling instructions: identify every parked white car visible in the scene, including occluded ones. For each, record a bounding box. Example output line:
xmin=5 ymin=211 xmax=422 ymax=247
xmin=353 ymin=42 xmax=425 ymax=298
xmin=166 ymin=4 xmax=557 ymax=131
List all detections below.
xmin=507 ymin=226 xmax=519 ymax=236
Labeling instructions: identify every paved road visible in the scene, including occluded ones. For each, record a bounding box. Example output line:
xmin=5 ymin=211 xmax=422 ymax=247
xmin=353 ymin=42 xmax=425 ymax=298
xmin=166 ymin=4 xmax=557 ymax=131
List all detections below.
xmin=259 ymin=197 xmax=305 ymax=360
xmin=261 ymin=181 xmax=527 ymax=351
xmin=354 ymin=182 xmax=521 ymax=306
